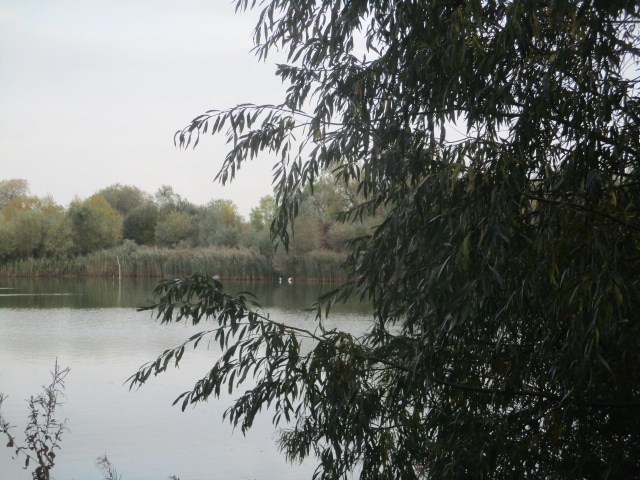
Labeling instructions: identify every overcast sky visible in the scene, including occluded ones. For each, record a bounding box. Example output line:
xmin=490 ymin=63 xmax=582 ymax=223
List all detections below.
xmin=0 ymin=0 xmax=287 ymax=217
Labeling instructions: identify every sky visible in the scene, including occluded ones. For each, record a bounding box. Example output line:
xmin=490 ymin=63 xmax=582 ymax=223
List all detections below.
xmin=0 ymin=0 xmax=288 ymax=218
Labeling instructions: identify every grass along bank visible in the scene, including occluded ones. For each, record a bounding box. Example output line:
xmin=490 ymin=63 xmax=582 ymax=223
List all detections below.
xmin=0 ymin=242 xmax=348 ymax=282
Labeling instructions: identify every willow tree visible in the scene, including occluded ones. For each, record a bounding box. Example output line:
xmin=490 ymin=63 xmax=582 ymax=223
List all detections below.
xmin=131 ymin=2 xmax=640 ymax=478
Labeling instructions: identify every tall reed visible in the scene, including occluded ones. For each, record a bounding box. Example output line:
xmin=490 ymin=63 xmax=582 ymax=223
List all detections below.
xmin=276 ymin=249 xmax=348 ymax=282
xmin=0 ymin=245 xmax=275 ymax=279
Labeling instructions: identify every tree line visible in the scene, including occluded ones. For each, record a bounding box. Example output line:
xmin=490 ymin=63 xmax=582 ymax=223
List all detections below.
xmin=0 ymin=177 xmax=377 ymax=277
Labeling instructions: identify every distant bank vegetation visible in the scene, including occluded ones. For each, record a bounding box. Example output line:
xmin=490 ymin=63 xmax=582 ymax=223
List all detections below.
xmin=0 ymin=178 xmax=377 ymax=281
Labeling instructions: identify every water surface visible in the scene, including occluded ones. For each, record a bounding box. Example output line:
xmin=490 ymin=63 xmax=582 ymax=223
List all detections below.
xmin=0 ymin=277 xmax=371 ymax=480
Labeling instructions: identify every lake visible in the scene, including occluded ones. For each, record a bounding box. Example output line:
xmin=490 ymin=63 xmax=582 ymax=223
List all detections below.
xmin=0 ymin=277 xmax=371 ymax=480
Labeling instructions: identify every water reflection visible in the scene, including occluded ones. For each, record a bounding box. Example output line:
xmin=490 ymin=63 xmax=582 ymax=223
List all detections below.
xmin=0 ymin=277 xmax=371 ymax=314
xmin=0 ymin=277 xmax=370 ymax=480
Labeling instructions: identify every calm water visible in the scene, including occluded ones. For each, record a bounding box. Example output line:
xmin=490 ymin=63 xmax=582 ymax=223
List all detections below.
xmin=0 ymin=277 xmax=371 ymax=480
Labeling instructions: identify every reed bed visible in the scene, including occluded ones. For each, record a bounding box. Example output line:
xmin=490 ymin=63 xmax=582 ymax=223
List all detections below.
xmin=0 ymin=245 xmax=275 ymax=280
xmin=0 ymin=244 xmax=349 ymax=281
xmin=284 ymin=249 xmax=349 ymax=282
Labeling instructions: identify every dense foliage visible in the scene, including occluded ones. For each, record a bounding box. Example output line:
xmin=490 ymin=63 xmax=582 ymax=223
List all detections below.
xmin=132 ymin=1 xmax=640 ymax=479
xmin=0 ymin=180 xmax=359 ymax=278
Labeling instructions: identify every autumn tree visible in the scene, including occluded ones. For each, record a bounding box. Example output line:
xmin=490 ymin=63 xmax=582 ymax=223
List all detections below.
xmin=0 ymin=195 xmax=72 ymax=259
xmin=196 ymin=199 xmax=244 ymax=247
xmin=249 ymin=195 xmax=276 ymax=232
xmin=132 ymin=2 xmax=640 ymax=479
xmin=295 ymin=174 xmax=375 ymax=250
xmin=153 ymin=185 xmax=197 ymax=215
xmin=122 ymin=203 xmax=159 ymax=245
xmin=97 ymin=184 xmax=148 ymax=216
xmin=154 ymin=210 xmax=197 ymax=248
xmin=68 ymin=195 xmax=122 ymax=254
xmin=0 ymin=179 xmax=29 ymax=209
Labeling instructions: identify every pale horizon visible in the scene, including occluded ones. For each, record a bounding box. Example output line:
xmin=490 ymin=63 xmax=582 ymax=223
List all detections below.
xmin=0 ymin=0 xmax=287 ymax=218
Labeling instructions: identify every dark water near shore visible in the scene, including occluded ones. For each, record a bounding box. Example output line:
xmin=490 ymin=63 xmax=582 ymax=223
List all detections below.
xmin=0 ymin=277 xmax=370 ymax=480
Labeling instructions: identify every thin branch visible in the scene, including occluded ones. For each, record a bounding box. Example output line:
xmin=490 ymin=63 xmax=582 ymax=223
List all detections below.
xmin=521 ymin=192 xmax=640 ymax=232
